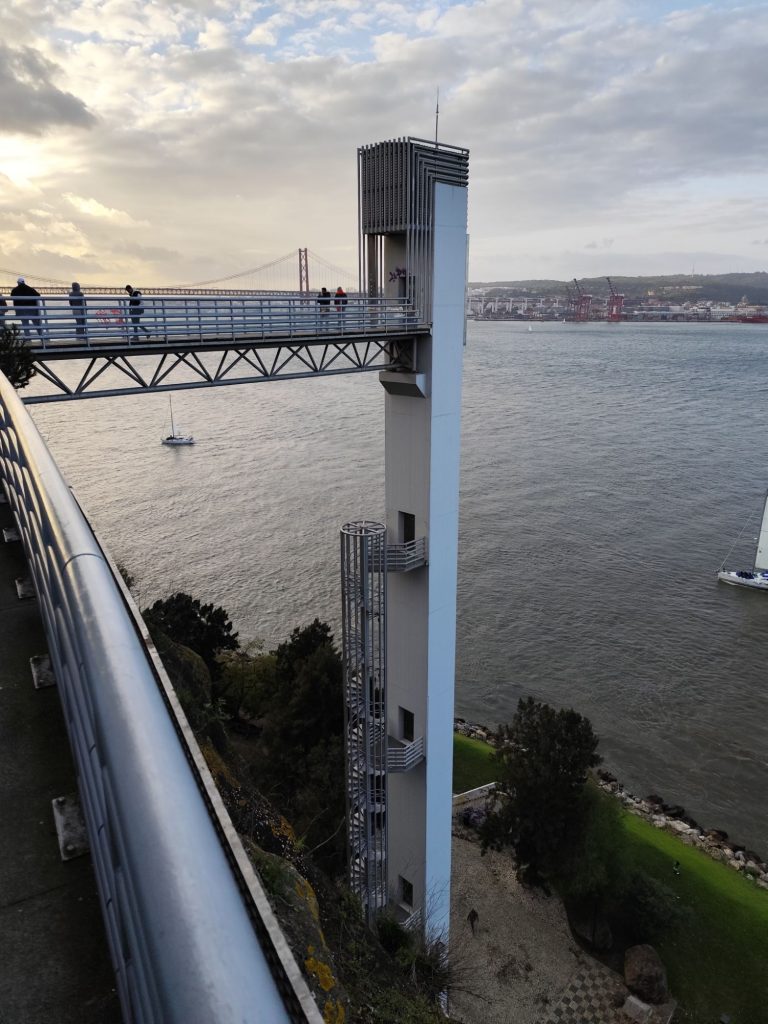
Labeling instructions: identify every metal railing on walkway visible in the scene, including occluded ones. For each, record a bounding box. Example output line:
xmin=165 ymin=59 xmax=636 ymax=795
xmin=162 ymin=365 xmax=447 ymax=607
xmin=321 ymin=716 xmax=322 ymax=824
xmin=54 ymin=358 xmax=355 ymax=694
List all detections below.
xmin=0 ymin=371 xmax=323 ymax=1024
xmin=5 ymin=292 xmax=420 ymax=349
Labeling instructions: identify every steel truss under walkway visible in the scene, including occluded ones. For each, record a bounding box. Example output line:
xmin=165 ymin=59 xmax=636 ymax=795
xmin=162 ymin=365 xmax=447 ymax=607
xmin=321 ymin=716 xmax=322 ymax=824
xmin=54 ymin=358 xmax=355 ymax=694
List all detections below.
xmin=25 ymin=333 xmax=421 ymax=403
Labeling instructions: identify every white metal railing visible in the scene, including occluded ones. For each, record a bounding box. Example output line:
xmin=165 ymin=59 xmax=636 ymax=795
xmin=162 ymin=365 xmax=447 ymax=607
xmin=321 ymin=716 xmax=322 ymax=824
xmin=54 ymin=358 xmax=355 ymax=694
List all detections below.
xmin=0 ymin=371 xmax=321 ymax=1024
xmin=387 ymin=736 xmax=425 ymax=772
xmin=3 ymin=292 xmax=421 ymax=348
xmin=370 ymin=536 xmax=428 ymax=573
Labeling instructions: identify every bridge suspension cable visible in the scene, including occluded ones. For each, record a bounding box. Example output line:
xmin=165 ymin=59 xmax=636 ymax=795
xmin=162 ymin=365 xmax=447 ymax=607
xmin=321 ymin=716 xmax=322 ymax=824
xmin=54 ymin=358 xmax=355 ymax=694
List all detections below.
xmin=0 ymin=266 xmax=74 ymax=288
xmin=1 ymin=248 xmax=359 ymax=295
xmin=177 ymin=251 xmax=298 ymax=289
xmin=306 ymin=249 xmax=358 ymax=290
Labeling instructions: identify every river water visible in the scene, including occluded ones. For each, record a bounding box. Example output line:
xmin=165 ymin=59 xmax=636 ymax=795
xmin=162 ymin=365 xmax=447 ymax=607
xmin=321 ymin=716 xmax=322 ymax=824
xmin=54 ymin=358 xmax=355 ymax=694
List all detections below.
xmin=28 ymin=321 xmax=768 ymax=853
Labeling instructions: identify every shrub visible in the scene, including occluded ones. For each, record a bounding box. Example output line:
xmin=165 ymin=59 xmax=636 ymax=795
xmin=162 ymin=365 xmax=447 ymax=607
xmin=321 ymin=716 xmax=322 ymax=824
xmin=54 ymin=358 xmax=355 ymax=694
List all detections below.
xmin=618 ymin=870 xmax=690 ymax=943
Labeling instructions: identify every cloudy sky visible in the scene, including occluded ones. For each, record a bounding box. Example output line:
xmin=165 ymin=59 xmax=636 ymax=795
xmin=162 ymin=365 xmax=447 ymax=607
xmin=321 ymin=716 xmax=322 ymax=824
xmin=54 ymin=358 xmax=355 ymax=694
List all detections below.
xmin=2 ymin=0 xmax=767 ymax=286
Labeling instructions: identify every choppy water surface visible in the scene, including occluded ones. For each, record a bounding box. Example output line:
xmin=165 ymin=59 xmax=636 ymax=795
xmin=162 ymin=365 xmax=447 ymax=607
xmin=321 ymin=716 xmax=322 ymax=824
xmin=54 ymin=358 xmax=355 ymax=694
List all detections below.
xmin=30 ymin=321 xmax=768 ymax=852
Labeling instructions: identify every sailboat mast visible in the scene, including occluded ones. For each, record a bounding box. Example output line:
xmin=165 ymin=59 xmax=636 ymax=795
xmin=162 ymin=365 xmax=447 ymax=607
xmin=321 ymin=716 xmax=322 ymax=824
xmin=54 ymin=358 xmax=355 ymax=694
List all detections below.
xmin=169 ymin=396 xmax=175 ymax=437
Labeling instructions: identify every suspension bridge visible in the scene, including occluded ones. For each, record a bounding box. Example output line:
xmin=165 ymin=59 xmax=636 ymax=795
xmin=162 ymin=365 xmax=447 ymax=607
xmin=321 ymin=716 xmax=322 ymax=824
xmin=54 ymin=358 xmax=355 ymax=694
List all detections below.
xmin=0 ymin=249 xmax=358 ymax=296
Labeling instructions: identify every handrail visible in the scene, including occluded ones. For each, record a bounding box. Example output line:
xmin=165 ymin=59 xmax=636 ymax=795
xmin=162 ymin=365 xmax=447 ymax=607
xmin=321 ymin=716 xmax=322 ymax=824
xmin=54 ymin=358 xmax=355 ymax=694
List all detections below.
xmin=3 ymin=292 xmax=421 ymax=349
xmin=387 ymin=736 xmax=425 ymax=772
xmin=0 ymin=371 xmax=322 ymax=1024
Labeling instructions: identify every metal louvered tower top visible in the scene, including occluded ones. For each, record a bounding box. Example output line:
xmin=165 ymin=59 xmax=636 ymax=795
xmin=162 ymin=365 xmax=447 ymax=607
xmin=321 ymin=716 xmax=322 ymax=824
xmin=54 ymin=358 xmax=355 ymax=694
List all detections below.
xmin=358 ymin=137 xmax=469 ymax=324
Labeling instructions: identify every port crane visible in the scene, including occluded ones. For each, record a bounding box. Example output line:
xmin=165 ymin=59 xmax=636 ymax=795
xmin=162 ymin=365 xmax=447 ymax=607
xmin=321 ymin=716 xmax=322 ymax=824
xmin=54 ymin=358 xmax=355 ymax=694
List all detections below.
xmin=572 ymin=278 xmax=592 ymax=322
xmin=606 ymin=277 xmax=625 ymax=322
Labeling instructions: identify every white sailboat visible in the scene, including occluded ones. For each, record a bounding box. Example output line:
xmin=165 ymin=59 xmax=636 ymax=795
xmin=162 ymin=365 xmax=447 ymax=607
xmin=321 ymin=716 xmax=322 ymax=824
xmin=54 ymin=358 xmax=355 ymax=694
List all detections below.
xmin=717 ymin=491 xmax=768 ymax=590
xmin=161 ymin=397 xmax=195 ymax=446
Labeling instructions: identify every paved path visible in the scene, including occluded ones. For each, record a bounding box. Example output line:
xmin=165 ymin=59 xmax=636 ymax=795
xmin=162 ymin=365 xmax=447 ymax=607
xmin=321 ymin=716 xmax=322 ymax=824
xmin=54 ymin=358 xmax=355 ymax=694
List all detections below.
xmin=450 ymin=824 xmax=678 ymax=1024
xmin=0 ymin=496 xmax=119 ymax=1024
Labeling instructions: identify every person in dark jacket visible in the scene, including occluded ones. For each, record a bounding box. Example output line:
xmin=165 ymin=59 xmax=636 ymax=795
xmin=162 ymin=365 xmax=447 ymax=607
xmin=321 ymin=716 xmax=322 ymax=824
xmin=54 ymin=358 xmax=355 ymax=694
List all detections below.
xmin=68 ymin=282 xmax=87 ymax=338
xmin=317 ymin=287 xmax=331 ymax=329
xmin=334 ymin=286 xmax=348 ymax=314
xmin=11 ymin=277 xmax=45 ymax=340
xmin=125 ymin=285 xmax=150 ymax=337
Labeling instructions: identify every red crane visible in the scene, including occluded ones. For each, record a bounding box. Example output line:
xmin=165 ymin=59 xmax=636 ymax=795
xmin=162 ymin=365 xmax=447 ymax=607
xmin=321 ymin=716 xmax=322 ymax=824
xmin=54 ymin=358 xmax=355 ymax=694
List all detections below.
xmin=606 ymin=277 xmax=624 ymax=322
xmin=573 ymin=279 xmax=592 ymax=322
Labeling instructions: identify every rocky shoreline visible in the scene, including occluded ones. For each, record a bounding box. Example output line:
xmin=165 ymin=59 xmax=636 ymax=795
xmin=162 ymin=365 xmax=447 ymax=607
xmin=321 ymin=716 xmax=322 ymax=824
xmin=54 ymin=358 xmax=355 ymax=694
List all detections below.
xmin=454 ymin=717 xmax=768 ymax=890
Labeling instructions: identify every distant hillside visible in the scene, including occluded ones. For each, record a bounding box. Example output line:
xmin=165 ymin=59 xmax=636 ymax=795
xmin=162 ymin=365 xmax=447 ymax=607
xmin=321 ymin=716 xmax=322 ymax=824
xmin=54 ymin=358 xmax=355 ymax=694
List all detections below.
xmin=469 ymin=272 xmax=768 ymax=305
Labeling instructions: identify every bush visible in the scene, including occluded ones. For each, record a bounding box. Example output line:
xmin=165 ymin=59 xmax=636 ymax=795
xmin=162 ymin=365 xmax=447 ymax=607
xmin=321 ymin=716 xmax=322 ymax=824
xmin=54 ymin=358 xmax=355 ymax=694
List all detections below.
xmin=376 ymin=912 xmax=412 ymax=956
xmin=0 ymin=323 xmax=36 ymax=389
xmin=618 ymin=870 xmax=690 ymax=944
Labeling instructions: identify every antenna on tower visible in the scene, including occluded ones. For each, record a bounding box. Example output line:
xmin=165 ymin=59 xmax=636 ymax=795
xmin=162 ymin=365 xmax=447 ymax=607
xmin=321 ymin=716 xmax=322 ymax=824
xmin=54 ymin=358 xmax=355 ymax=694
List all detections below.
xmin=435 ymin=87 xmax=440 ymax=144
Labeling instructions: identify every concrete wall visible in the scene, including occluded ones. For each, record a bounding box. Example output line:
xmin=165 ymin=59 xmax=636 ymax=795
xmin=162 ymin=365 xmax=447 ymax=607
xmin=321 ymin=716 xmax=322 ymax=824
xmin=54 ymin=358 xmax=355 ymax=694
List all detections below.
xmin=384 ymin=182 xmax=467 ymax=940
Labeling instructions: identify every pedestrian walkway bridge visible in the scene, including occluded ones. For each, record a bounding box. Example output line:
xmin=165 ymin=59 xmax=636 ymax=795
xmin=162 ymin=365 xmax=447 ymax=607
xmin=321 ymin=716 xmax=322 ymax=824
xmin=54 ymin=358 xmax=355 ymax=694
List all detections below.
xmin=7 ymin=292 xmax=426 ymax=403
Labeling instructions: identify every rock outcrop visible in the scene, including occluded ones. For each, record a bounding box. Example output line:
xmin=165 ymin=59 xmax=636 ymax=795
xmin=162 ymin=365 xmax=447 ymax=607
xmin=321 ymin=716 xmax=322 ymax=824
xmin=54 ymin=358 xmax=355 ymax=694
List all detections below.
xmin=624 ymin=944 xmax=668 ymax=1004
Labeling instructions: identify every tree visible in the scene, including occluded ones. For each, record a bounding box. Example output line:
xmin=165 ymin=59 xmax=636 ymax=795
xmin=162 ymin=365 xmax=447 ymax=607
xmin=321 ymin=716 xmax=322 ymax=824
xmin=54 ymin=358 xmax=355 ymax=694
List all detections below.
xmin=142 ymin=592 xmax=239 ymax=678
xmin=480 ymin=696 xmax=601 ymax=883
xmin=0 ymin=324 xmax=36 ymax=389
xmin=216 ymin=641 xmax=276 ymax=719
xmin=249 ymin=620 xmax=347 ymax=872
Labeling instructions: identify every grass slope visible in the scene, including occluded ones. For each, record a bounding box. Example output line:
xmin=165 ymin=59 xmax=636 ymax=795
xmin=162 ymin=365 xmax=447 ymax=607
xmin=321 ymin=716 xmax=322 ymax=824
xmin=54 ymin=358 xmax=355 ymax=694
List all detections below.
xmin=452 ymin=734 xmax=496 ymax=794
xmin=622 ymin=814 xmax=768 ymax=1023
xmin=452 ymin=734 xmax=768 ymax=1023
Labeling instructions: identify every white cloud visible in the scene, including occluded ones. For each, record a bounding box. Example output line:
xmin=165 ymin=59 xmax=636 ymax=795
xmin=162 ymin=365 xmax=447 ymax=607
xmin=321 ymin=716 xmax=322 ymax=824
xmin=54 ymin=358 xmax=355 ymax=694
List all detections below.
xmin=63 ymin=193 xmax=148 ymax=226
xmin=0 ymin=0 xmax=767 ymax=284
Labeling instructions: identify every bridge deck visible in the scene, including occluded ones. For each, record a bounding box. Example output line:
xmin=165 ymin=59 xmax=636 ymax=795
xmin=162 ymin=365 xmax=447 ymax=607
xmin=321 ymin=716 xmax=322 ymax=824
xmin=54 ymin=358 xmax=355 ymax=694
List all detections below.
xmin=10 ymin=293 xmax=426 ymax=402
xmin=0 ymin=499 xmax=119 ymax=1024
xmin=8 ymin=292 xmax=425 ymax=355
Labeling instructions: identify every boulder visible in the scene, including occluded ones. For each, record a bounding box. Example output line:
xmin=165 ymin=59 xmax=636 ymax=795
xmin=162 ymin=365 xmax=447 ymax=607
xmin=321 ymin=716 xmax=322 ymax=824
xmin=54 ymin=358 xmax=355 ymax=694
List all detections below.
xmin=624 ymin=944 xmax=668 ymax=1004
xmin=662 ymin=804 xmax=686 ymax=819
xmin=706 ymin=828 xmax=728 ymax=843
xmin=623 ymin=994 xmax=653 ymax=1023
xmin=669 ymin=820 xmax=691 ymax=834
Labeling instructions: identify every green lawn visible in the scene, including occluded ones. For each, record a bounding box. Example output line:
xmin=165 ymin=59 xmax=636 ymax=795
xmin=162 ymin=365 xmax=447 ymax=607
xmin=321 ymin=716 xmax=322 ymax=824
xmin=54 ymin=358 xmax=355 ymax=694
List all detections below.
xmin=621 ymin=814 xmax=768 ymax=1023
xmin=452 ymin=734 xmax=496 ymax=794
xmin=452 ymin=733 xmax=768 ymax=1022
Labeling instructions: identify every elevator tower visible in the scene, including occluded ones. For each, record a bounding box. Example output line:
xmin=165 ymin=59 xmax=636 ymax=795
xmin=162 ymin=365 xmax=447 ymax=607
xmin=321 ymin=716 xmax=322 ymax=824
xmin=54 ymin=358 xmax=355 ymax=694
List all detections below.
xmin=342 ymin=137 xmax=469 ymax=942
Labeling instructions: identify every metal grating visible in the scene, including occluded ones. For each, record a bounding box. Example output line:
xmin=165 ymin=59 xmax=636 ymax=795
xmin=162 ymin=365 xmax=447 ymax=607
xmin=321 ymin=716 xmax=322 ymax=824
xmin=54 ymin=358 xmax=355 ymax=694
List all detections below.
xmin=340 ymin=521 xmax=388 ymax=923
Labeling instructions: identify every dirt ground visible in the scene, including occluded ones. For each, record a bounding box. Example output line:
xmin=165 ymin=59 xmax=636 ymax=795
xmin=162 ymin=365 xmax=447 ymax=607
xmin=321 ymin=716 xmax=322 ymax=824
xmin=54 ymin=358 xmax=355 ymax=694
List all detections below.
xmin=448 ymin=829 xmax=581 ymax=1024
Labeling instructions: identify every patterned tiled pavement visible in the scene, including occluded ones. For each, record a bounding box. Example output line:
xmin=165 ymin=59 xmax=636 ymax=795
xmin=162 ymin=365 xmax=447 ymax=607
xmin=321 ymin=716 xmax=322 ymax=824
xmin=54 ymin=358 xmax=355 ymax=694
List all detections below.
xmin=540 ymin=956 xmax=676 ymax=1024
xmin=540 ymin=957 xmax=629 ymax=1024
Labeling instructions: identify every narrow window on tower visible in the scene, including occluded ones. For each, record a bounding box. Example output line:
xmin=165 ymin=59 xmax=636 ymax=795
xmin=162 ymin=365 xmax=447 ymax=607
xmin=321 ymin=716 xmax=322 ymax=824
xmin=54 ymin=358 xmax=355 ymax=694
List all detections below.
xmin=400 ymin=706 xmax=415 ymax=742
xmin=398 ymin=511 xmax=416 ymax=545
xmin=399 ymin=876 xmax=414 ymax=908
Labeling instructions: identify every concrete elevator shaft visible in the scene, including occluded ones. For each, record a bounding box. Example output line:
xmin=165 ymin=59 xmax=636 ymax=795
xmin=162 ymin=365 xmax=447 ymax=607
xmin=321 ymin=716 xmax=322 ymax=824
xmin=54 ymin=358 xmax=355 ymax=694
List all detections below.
xmin=341 ymin=138 xmax=468 ymax=942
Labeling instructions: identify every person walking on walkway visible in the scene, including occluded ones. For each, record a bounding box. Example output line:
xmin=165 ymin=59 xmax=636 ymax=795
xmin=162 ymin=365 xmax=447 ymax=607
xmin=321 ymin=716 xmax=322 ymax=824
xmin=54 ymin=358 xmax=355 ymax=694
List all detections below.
xmin=68 ymin=282 xmax=87 ymax=339
xmin=334 ymin=286 xmax=348 ymax=315
xmin=125 ymin=285 xmax=150 ymax=337
xmin=11 ymin=277 xmax=45 ymax=341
